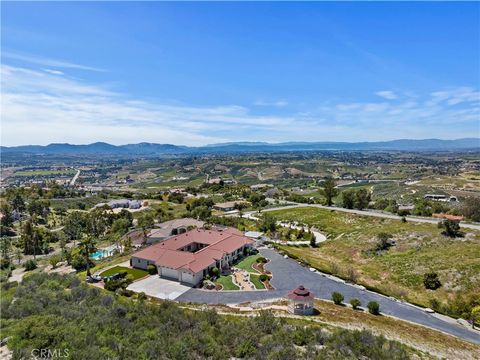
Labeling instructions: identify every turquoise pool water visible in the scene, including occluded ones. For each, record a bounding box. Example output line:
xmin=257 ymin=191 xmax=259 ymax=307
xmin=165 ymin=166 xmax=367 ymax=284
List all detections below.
xmin=90 ymin=250 xmax=107 ymax=260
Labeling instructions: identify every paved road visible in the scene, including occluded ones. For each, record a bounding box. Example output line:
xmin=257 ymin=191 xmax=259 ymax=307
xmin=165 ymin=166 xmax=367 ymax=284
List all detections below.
xmin=69 ymin=169 xmax=81 ymax=186
xmin=243 ymin=213 xmax=326 ymax=243
xmin=247 ymin=202 xmax=480 ymax=231
xmin=176 ymin=248 xmax=480 ymax=345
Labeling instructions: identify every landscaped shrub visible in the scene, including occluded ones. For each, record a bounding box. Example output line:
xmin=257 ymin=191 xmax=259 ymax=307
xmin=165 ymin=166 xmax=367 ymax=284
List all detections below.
xmin=147 ymin=264 xmax=157 ymax=275
xmin=23 ymin=259 xmax=37 ymax=271
xmin=104 ymin=279 xmax=126 ymax=292
xmin=350 ymin=298 xmax=361 ymax=310
xmin=256 ymin=256 xmax=267 ymax=263
xmin=70 ymin=253 xmax=94 ymax=271
xmin=259 ymin=274 xmax=269 ymax=282
xmin=367 ymin=301 xmax=380 ymax=315
xmin=423 ymin=272 xmax=442 ymax=290
xmin=331 ymin=291 xmax=344 ymax=305
xmin=210 ymin=267 xmax=220 ymax=278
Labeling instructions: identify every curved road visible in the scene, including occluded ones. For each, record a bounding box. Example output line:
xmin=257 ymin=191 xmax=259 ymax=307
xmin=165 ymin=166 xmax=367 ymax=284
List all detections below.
xmin=176 ymin=248 xmax=480 ymax=345
xmin=248 ymin=202 xmax=480 ymax=231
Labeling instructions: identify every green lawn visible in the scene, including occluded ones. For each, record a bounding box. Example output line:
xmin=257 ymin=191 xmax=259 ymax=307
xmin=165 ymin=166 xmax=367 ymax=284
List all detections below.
xmin=249 ymin=274 xmax=266 ymax=289
xmin=234 ymin=254 xmax=262 ymax=273
xmin=215 ymin=275 xmax=239 ymax=290
xmin=99 ymin=266 xmax=148 ymax=280
xmin=270 ymin=207 xmax=480 ymax=315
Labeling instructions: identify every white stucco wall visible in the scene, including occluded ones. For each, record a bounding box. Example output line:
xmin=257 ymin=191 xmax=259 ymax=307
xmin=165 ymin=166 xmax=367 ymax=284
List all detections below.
xmin=132 ymin=257 xmax=155 ymax=270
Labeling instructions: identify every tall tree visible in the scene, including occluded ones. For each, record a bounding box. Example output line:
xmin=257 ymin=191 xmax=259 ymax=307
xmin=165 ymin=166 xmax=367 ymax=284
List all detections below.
xmin=1 ymin=203 xmax=14 ymax=227
xmin=11 ymin=194 xmax=26 ymax=213
xmin=320 ymin=177 xmax=338 ymax=206
xmin=78 ymin=236 xmax=97 ymax=277
xmin=20 ymin=219 xmax=35 ymax=255
xmin=63 ymin=212 xmax=85 ymax=246
xmin=354 ymin=188 xmax=371 ymax=210
xmin=341 ymin=190 xmax=355 ymax=209
xmin=138 ymin=212 xmax=155 ymax=241
xmin=0 ymin=236 xmax=12 ymax=268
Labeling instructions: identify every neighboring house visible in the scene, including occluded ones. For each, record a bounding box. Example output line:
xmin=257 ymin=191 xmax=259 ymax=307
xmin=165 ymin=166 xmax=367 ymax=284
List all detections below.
xmin=264 ymin=188 xmax=280 ymax=198
xmin=122 ymin=229 xmax=146 ymax=247
xmin=146 ymin=218 xmax=205 ymax=244
xmin=213 ymin=201 xmax=248 ymax=212
xmin=245 ymin=230 xmax=265 ymax=246
xmin=244 ymin=231 xmax=264 ymax=239
xmin=131 ymin=227 xmax=255 ymax=286
xmin=250 ymin=183 xmax=272 ymax=190
xmin=94 ymin=199 xmax=144 ymax=209
xmin=398 ymin=205 xmax=415 ymax=211
xmin=424 ymin=194 xmax=458 ymax=202
xmin=207 ymin=177 xmax=236 ymax=185
xmin=128 ymin=200 xmax=142 ymax=209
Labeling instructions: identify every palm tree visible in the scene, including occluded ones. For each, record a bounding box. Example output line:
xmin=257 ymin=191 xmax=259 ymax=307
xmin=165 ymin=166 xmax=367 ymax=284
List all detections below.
xmin=78 ymin=236 xmax=97 ymax=277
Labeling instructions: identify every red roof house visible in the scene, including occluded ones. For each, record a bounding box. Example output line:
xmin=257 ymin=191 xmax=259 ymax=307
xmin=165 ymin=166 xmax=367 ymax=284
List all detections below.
xmin=131 ymin=227 xmax=254 ymax=286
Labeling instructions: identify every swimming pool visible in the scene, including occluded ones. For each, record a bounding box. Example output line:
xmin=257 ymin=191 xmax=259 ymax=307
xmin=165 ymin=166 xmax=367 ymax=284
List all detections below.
xmin=90 ymin=250 xmax=108 ymax=261
xmin=90 ymin=245 xmax=120 ymax=261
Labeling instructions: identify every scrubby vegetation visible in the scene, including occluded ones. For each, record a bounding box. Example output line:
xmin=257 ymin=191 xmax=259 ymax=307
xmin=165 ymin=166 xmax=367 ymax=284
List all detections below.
xmin=273 ymin=207 xmax=480 ymax=319
xmin=1 ymin=273 xmax=416 ymax=359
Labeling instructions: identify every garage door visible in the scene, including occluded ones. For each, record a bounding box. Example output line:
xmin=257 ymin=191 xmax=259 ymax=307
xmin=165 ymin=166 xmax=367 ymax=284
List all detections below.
xmin=181 ymin=272 xmax=194 ymax=285
xmin=161 ymin=267 xmax=180 ymax=281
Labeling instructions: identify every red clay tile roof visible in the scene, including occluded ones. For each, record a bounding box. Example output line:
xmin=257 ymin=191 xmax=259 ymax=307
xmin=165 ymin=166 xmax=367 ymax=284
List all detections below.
xmin=132 ymin=228 xmax=254 ymax=273
xmin=286 ymin=285 xmax=315 ymax=301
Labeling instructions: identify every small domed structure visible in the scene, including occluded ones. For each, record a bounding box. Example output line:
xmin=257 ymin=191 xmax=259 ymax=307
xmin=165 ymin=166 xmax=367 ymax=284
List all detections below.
xmin=286 ymin=285 xmax=315 ymax=315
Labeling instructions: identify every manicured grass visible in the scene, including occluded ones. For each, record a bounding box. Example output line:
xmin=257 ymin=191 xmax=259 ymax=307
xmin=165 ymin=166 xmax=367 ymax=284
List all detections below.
xmin=77 ymin=255 xmax=132 ymax=278
xmin=99 ymin=266 xmax=148 ymax=280
xmin=270 ymin=207 xmax=480 ymax=310
xmin=234 ymin=254 xmax=262 ymax=273
xmin=215 ymin=275 xmax=239 ymax=290
xmin=249 ymin=274 xmax=265 ymax=289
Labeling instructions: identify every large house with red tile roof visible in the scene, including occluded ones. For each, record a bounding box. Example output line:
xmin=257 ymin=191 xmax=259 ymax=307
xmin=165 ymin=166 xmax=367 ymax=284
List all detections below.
xmin=131 ymin=227 xmax=255 ymax=286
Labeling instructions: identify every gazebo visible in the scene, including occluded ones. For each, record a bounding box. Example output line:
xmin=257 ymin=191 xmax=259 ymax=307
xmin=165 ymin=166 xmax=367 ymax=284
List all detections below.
xmin=286 ymin=285 xmax=315 ymax=315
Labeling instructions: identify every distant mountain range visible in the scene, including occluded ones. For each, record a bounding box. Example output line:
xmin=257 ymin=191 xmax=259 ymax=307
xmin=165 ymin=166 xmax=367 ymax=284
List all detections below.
xmin=1 ymin=138 xmax=479 ymax=156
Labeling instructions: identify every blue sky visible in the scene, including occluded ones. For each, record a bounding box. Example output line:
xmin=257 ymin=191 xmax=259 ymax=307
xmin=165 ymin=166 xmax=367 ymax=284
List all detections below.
xmin=1 ymin=2 xmax=479 ymax=146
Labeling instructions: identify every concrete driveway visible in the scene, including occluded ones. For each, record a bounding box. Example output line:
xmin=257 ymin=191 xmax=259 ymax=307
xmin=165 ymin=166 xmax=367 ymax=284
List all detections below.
xmin=127 ymin=276 xmax=191 ymax=300
xmin=176 ymin=248 xmax=480 ymax=345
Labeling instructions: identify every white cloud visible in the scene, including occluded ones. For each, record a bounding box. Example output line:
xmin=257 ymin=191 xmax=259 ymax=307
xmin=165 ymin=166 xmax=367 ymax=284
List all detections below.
xmin=43 ymin=69 xmax=64 ymax=75
xmin=3 ymin=51 xmax=105 ymax=72
xmin=1 ymin=63 xmax=478 ymax=146
xmin=0 ymin=65 xmax=294 ymax=146
xmin=375 ymin=90 xmax=398 ymax=100
xmin=253 ymin=99 xmax=289 ymax=107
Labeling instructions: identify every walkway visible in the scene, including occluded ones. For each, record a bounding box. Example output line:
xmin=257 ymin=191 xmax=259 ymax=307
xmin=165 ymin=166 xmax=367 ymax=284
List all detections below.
xmin=176 ymin=248 xmax=480 ymax=345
